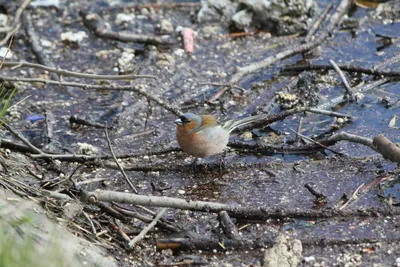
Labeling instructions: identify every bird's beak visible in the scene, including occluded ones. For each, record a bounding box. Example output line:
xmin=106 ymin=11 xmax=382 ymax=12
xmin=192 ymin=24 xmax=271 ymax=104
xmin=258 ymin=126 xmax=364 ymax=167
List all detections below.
xmin=174 ymin=118 xmax=183 ymax=125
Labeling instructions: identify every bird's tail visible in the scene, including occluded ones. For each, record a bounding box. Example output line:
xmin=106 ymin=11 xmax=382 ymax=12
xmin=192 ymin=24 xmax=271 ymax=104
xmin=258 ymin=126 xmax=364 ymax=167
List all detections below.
xmin=223 ymin=114 xmax=266 ymax=133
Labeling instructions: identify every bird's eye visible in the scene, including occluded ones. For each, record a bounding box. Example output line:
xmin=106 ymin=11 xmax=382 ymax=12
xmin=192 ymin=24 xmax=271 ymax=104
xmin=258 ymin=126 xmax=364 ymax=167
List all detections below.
xmin=180 ymin=116 xmax=191 ymax=124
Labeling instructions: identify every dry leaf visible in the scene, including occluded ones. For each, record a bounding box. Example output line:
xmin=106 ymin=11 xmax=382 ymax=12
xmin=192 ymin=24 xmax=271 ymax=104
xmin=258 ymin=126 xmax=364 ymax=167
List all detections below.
xmin=389 ymin=114 xmax=397 ymax=128
xmin=355 ymin=0 xmax=378 ymax=9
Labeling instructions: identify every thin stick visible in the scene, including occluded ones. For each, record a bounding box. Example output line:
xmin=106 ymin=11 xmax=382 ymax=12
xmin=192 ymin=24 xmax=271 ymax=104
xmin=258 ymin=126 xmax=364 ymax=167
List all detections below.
xmin=0 ymin=120 xmax=44 ymax=155
xmin=290 ymin=129 xmax=343 ymax=155
xmin=0 ymin=23 xmax=20 ymax=46
xmin=304 ymin=3 xmax=333 ymax=42
xmin=75 ymin=178 xmax=108 ymax=186
xmin=105 ymin=122 xmax=138 ymax=194
xmin=13 ymin=0 xmax=32 ymax=25
xmin=128 ymin=208 xmax=167 ymax=248
xmin=85 ymin=189 xmax=400 ymax=220
xmin=2 ymin=61 xmax=157 ymax=80
xmin=329 ymin=59 xmax=353 ymax=97
xmin=281 ymin=64 xmax=400 ymax=78
xmin=0 ymin=76 xmax=182 ymax=116
xmin=82 ymin=211 xmax=97 ymax=234
xmin=0 ymin=34 xmax=14 ymax=69
xmin=338 ymin=183 xmax=365 ymax=210
xmin=295 ymin=116 xmax=304 ymax=143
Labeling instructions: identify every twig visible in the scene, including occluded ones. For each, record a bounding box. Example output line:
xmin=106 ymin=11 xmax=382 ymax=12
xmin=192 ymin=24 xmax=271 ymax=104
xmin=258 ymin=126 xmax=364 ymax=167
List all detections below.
xmin=106 ymin=2 xmax=200 ymax=10
xmin=0 ymin=76 xmax=182 ymax=116
xmin=45 ymin=110 xmax=54 ymax=142
xmin=1 ymin=61 xmax=157 ymax=80
xmin=374 ymin=52 xmax=400 ymax=71
xmin=328 ymin=131 xmax=376 ymax=151
xmin=80 ymin=11 xmax=176 ymax=45
xmin=373 ymin=134 xmax=400 ymax=163
xmin=0 ymin=136 xmax=180 ymax=162
xmin=290 ymin=128 xmax=343 ymax=155
xmin=75 ymin=178 xmax=108 ymax=186
xmin=70 ymin=115 xmax=114 ymax=130
xmin=128 ymin=208 xmax=167 ymax=248
xmin=295 ymin=116 xmax=304 ymax=143
xmin=41 ymin=190 xmax=72 ymax=200
xmin=112 ymin=205 xmax=180 ymax=232
xmin=198 ymin=82 xmax=246 ymax=92
xmin=281 ymin=63 xmax=400 ymax=78
xmin=84 ymin=190 xmax=398 ymax=220
xmin=82 ymin=211 xmax=97 ymax=234
xmin=0 ymin=23 xmax=20 ymax=47
xmin=156 ymin=236 xmax=273 ymax=252
xmin=21 ymin=11 xmax=56 ymax=73
xmin=96 ymin=202 xmax=127 ymax=221
xmin=304 ymin=183 xmax=327 ymax=200
xmin=304 ymin=3 xmax=333 ymax=42
xmin=11 ymin=0 xmax=32 ymax=26
xmin=218 ymin=211 xmax=239 ymax=239
xmin=110 ymin=222 xmax=131 ymax=242
xmin=105 ymin=123 xmax=138 ymax=194
xmin=0 ymin=120 xmax=44 ymax=155
xmin=329 ymin=59 xmax=353 ymax=97
xmin=0 ymin=34 xmax=14 ymax=69
xmin=0 ymin=0 xmax=30 ymax=45
xmin=237 ymin=106 xmax=353 ymax=133
xmin=338 ymin=183 xmax=365 ymax=210
xmin=230 ymin=131 xmax=376 ymax=155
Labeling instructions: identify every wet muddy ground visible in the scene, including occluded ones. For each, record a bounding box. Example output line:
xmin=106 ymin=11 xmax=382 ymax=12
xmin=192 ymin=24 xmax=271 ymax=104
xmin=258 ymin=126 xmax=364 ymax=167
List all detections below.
xmin=1 ymin=0 xmax=400 ymax=266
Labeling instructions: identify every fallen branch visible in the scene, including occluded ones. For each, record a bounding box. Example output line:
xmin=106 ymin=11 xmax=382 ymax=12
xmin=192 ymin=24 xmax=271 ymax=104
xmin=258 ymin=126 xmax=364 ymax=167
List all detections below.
xmin=237 ymin=106 xmax=353 ymax=133
xmin=218 ymin=211 xmax=239 ymax=239
xmin=373 ymin=134 xmax=400 ymax=164
xmin=128 ymin=208 xmax=167 ymax=248
xmin=104 ymin=123 xmax=138 ymax=194
xmin=84 ymin=190 xmax=397 ymax=221
xmin=0 ymin=136 xmax=180 ymax=162
xmin=0 ymin=76 xmax=182 ymax=116
xmin=156 ymin=236 xmax=274 ymax=251
xmin=112 ymin=205 xmax=180 ymax=232
xmin=329 ymin=59 xmax=353 ymax=97
xmin=1 ymin=61 xmax=156 ymax=80
xmin=0 ymin=0 xmax=31 ymax=45
xmin=80 ymin=11 xmax=176 ymax=45
xmin=282 ymin=63 xmax=400 ymax=78
xmin=22 ymin=11 xmax=56 ymax=76
xmin=304 ymin=2 xmax=333 ymax=42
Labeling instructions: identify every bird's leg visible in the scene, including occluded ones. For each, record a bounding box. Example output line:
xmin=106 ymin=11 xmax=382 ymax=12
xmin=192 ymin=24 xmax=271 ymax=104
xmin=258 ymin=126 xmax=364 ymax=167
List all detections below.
xmin=190 ymin=157 xmax=199 ymax=172
xmin=218 ymin=151 xmax=227 ymax=171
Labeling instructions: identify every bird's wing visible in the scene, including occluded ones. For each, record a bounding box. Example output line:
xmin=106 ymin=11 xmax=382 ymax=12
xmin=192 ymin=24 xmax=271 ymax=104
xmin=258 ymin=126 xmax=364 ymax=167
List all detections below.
xmin=223 ymin=114 xmax=266 ymax=133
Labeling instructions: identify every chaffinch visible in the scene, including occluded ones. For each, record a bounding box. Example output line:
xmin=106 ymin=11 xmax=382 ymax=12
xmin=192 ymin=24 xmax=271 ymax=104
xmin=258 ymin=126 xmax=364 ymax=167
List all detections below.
xmin=174 ymin=113 xmax=265 ymax=158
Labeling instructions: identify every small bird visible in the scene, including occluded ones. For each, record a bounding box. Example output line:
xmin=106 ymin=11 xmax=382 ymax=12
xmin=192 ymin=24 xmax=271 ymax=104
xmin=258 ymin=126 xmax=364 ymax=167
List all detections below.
xmin=175 ymin=113 xmax=265 ymax=158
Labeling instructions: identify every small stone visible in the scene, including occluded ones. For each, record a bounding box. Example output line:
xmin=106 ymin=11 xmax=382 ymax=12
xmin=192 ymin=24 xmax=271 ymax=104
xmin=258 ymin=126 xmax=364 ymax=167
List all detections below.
xmin=0 ymin=14 xmax=8 ymax=26
xmin=303 ymin=256 xmax=315 ymax=262
xmin=140 ymin=8 xmax=149 ymax=16
xmin=61 ymin=31 xmax=87 ymax=44
xmin=115 ymin=13 xmax=135 ymax=25
xmin=337 ymin=118 xmax=345 ymax=124
xmin=40 ymin=39 xmax=53 ymax=47
xmin=232 ymin=9 xmax=252 ymax=31
xmin=76 ymin=142 xmax=99 ymax=155
xmin=0 ymin=47 xmax=13 ymax=59
xmin=117 ymin=50 xmax=136 ymax=72
xmin=173 ymin=49 xmax=185 ymax=57
xmin=158 ymin=19 xmax=174 ymax=34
